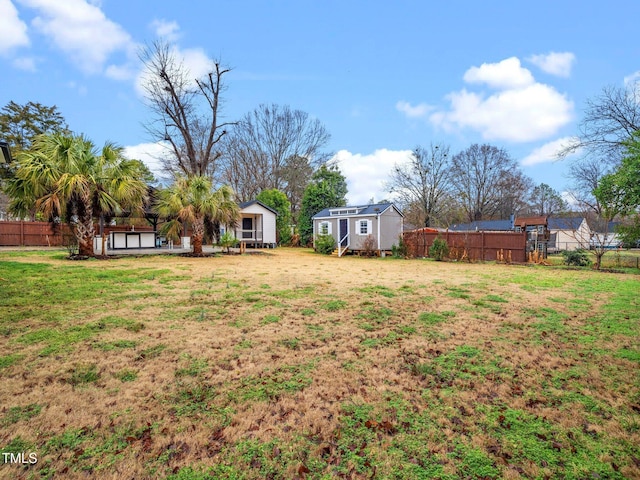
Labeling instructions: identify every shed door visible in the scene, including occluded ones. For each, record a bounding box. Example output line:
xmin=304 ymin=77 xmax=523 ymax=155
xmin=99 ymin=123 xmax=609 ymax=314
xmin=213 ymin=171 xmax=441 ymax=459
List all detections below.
xmin=339 ymin=218 xmax=348 ymax=247
xmin=242 ymin=217 xmax=253 ymax=239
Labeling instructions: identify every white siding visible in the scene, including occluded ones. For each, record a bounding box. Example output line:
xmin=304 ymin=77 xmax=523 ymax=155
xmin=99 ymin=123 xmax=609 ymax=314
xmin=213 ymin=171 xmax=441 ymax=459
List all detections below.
xmin=239 ymin=203 xmax=277 ymax=245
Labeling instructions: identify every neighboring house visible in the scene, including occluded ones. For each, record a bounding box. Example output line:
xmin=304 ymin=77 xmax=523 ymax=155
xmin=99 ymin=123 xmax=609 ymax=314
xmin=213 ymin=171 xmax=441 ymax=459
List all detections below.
xmin=547 ymin=217 xmax=591 ymax=252
xmin=231 ymin=200 xmax=278 ymax=248
xmin=448 ymin=215 xmax=551 ymax=255
xmin=591 ymin=221 xmax=622 ymax=249
xmin=448 ymin=219 xmax=514 ymax=232
xmin=312 ymin=203 xmax=403 ymax=256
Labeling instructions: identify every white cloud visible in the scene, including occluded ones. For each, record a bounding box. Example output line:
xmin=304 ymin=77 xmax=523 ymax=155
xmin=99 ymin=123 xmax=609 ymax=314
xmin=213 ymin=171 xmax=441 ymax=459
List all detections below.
xmin=123 ymin=142 xmax=172 ymax=180
xmin=12 ymin=56 xmax=37 ymax=71
xmin=135 ymin=45 xmax=213 ymax=96
xmin=151 ymin=18 xmax=180 ymax=41
xmin=624 ymin=71 xmax=640 ymax=89
xmin=331 ymin=149 xmax=412 ymax=205
xmin=396 ymin=101 xmax=432 ymax=118
xmin=66 ymin=80 xmax=87 ymax=96
xmin=521 ymin=137 xmax=580 ymax=166
xmin=429 ymin=57 xmax=574 ymax=143
xmin=528 ymin=52 xmax=576 ymax=78
xmin=463 ymin=57 xmax=534 ymax=89
xmin=19 ymin=0 xmax=135 ymax=73
xmin=105 ymin=63 xmax=135 ymax=81
xmin=0 ymin=0 xmax=30 ymax=54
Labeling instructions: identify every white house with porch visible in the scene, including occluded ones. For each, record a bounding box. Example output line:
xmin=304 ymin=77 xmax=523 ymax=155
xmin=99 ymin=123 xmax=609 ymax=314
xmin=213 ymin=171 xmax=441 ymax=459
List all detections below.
xmin=233 ymin=200 xmax=278 ymax=248
xmin=312 ymin=203 xmax=403 ymax=256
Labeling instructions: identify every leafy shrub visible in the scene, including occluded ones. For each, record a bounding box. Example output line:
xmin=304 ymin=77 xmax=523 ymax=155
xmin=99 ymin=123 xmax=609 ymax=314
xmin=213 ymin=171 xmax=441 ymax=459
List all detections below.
xmin=562 ymin=249 xmax=591 ymax=267
xmin=391 ymin=235 xmax=408 ymax=258
xmin=218 ymin=232 xmax=238 ymax=253
xmin=429 ymin=237 xmax=449 ymax=261
xmin=315 ymin=234 xmax=336 ymax=255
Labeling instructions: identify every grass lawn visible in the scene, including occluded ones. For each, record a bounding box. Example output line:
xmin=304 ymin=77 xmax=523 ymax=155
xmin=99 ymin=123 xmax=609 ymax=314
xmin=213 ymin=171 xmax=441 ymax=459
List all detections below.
xmin=0 ymin=247 xmax=639 ymax=479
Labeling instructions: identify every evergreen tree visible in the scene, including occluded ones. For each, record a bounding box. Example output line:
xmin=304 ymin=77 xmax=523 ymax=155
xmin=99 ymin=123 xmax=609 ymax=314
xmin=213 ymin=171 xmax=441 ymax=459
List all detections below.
xmin=298 ymin=165 xmax=347 ymax=245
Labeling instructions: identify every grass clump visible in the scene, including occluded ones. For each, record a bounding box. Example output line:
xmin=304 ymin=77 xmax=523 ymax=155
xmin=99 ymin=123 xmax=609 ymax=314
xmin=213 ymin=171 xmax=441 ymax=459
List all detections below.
xmin=68 ymin=363 xmax=100 ymax=385
xmin=261 ymin=314 xmax=280 ymax=325
xmin=321 ymin=299 xmax=347 ymax=311
xmin=0 ymin=353 xmax=23 ymax=369
xmin=235 ymin=363 xmax=315 ymax=402
xmin=418 ymin=310 xmax=455 ymax=325
xmin=115 ymin=369 xmax=138 ymax=382
xmin=1 ymin=404 xmax=42 ymax=426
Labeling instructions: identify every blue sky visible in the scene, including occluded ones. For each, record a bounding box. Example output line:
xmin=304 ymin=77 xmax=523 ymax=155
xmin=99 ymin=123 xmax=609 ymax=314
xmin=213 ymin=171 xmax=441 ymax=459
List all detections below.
xmin=1 ymin=0 xmax=639 ymax=205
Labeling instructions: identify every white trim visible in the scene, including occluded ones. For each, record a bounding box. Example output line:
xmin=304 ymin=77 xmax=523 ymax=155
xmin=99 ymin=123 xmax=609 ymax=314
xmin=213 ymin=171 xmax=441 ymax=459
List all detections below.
xmin=357 ymin=219 xmax=372 ymax=235
xmin=313 ymin=204 xmax=404 ymax=221
xmin=318 ymin=221 xmax=332 ymax=235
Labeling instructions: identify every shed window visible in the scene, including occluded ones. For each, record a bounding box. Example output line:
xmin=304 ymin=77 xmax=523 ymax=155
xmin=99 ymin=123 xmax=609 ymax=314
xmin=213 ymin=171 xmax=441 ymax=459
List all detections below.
xmin=358 ymin=220 xmax=371 ymax=235
xmin=319 ymin=222 xmax=331 ymax=235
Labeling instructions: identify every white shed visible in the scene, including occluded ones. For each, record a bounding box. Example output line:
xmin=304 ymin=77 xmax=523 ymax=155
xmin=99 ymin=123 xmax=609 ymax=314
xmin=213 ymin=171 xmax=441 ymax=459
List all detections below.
xmin=234 ymin=200 xmax=278 ymax=248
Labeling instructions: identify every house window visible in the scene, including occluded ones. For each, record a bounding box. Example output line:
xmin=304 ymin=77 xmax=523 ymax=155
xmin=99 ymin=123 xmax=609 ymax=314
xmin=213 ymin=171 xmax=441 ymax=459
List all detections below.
xmin=330 ymin=208 xmax=359 ymax=216
xmin=358 ymin=220 xmax=371 ymax=235
xmin=319 ymin=222 xmax=331 ymax=235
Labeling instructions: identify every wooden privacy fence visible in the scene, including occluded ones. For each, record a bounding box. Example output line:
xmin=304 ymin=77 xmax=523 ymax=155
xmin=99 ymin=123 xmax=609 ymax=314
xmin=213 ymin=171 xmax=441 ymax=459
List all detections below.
xmin=0 ymin=221 xmax=156 ymax=247
xmin=403 ymin=229 xmax=528 ymax=263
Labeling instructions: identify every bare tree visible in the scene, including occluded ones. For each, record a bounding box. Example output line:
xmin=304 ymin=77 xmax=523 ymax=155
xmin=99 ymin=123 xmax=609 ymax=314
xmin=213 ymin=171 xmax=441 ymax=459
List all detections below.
xmin=220 ymin=104 xmax=331 ymax=202
xmin=566 ymin=157 xmax=613 ymax=215
xmin=494 ymin=170 xmax=534 ymax=220
xmin=281 ymin=154 xmax=313 ymax=221
xmin=386 ymin=143 xmax=453 ymax=227
xmin=450 ymin=144 xmax=521 ymax=222
xmin=560 ymin=82 xmax=640 ymax=163
xmin=139 ymin=40 xmax=232 ymax=177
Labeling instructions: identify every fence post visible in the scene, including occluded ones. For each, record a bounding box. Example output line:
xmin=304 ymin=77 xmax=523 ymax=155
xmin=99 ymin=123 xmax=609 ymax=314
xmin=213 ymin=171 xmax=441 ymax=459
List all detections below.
xmin=481 ymin=231 xmax=485 ymax=260
xmin=20 ymin=221 xmax=25 ymax=246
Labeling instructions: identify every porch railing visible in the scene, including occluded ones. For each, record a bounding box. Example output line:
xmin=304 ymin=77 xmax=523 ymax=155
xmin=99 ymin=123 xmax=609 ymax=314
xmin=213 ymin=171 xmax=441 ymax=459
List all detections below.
xmin=338 ymin=233 xmax=349 ymax=257
xmin=236 ymin=229 xmax=263 ymax=242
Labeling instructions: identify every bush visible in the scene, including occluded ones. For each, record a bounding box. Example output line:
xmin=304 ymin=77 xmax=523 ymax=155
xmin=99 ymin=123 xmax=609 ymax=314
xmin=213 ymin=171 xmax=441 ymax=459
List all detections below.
xmin=361 ymin=234 xmax=377 ymax=256
xmin=429 ymin=237 xmax=449 ymax=261
xmin=562 ymin=249 xmax=591 ymax=267
xmin=391 ymin=235 xmax=408 ymax=258
xmin=218 ymin=232 xmax=238 ymax=253
xmin=315 ymin=234 xmax=336 ymax=255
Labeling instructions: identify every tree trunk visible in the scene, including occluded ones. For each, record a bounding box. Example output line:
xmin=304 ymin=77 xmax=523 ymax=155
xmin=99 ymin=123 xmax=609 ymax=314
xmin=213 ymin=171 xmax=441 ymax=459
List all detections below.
xmin=192 ymin=218 xmax=205 ymax=255
xmin=594 ymin=252 xmax=603 ymax=270
xmin=76 ymin=216 xmax=95 ymax=256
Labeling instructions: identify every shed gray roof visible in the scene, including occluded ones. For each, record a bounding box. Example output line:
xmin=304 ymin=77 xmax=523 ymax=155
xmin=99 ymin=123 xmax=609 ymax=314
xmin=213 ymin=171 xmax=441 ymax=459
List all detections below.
xmin=312 ymin=203 xmax=402 ymax=219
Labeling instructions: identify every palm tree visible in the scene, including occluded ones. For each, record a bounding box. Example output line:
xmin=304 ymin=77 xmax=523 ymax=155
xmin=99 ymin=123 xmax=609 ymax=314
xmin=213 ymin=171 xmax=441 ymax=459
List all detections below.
xmin=5 ymin=133 xmax=148 ymax=256
xmin=155 ymin=175 xmax=239 ymax=255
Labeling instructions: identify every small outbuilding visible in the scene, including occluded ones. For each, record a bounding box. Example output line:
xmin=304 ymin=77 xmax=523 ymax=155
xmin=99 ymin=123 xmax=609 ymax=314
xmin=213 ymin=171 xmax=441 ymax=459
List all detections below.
xmin=312 ymin=203 xmax=403 ymax=256
xmin=234 ymin=200 xmax=278 ymax=248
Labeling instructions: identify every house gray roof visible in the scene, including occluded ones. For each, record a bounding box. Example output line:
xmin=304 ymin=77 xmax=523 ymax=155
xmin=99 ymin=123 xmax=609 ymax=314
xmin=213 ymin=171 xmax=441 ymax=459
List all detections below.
xmin=239 ymin=200 xmax=278 ymax=216
xmin=448 ymin=219 xmax=513 ymax=232
xmin=312 ymin=203 xmax=402 ymax=219
xmin=548 ymin=217 xmax=585 ymax=230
